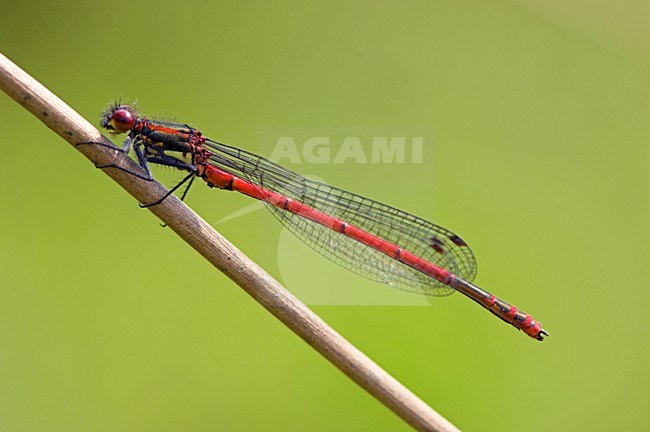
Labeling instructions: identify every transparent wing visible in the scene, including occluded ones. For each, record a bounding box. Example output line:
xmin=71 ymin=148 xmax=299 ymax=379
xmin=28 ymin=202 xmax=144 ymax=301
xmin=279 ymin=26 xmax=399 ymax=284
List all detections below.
xmin=204 ymin=139 xmax=477 ymax=296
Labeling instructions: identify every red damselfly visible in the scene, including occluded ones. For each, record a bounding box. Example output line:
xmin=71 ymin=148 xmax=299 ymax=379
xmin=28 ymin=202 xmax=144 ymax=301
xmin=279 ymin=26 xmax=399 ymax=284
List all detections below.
xmin=86 ymin=102 xmax=548 ymax=341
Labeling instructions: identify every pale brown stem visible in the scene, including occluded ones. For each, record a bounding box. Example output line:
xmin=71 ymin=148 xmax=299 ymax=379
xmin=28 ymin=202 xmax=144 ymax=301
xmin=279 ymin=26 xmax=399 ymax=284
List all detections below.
xmin=0 ymin=52 xmax=459 ymax=432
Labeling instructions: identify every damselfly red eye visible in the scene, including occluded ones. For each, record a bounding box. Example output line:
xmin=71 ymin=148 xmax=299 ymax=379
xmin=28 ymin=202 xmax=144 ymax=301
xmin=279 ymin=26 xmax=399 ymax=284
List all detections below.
xmin=110 ymin=108 xmax=136 ymax=133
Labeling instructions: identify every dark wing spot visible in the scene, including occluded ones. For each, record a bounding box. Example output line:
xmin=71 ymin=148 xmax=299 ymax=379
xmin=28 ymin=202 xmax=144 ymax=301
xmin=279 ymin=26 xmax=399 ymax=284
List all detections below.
xmin=448 ymin=234 xmax=468 ymax=247
xmin=430 ymin=236 xmax=446 ymax=254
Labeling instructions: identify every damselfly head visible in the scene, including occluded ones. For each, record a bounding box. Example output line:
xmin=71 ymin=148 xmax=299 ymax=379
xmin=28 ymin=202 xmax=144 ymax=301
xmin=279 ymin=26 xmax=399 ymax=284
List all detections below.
xmin=100 ymin=102 xmax=138 ymax=134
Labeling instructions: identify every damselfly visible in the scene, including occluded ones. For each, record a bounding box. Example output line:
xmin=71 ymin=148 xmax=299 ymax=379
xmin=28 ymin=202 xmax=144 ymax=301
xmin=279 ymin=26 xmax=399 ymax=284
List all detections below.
xmin=86 ymin=102 xmax=548 ymax=341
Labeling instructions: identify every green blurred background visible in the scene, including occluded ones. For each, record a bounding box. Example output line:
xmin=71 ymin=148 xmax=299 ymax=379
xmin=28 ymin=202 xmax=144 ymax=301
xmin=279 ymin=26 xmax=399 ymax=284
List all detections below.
xmin=1 ymin=1 xmax=649 ymax=431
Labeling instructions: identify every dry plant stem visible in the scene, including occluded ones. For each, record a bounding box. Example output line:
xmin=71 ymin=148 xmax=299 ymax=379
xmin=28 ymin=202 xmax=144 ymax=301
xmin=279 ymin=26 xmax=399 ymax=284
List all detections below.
xmin=0 ymin=52 xmax=459 ymax=432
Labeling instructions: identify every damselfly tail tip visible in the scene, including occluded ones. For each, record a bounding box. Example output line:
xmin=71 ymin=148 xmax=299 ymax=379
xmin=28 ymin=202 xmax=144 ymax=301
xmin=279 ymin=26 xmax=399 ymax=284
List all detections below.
xmin=537 ymin=329 xmax=549 ymax=341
